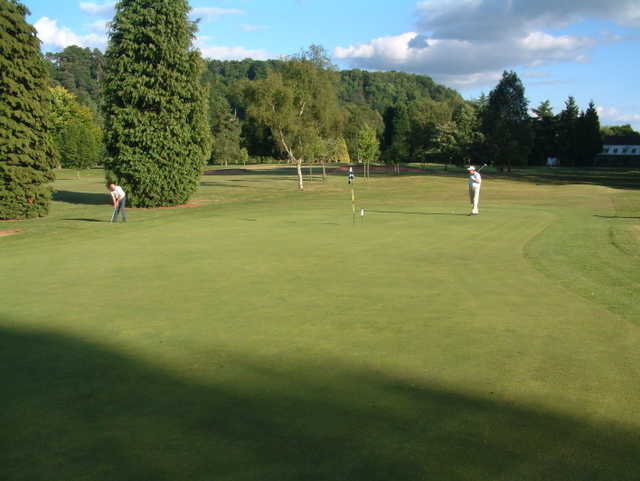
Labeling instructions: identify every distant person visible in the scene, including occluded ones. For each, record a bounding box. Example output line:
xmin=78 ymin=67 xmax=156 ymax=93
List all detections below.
xmin=108 ymin=183 xmax=127 ymax=222
xmin=467 ymin=165 xmax=482 ymax=216
xmin=348 ymin=166 xmax=354 ymax=184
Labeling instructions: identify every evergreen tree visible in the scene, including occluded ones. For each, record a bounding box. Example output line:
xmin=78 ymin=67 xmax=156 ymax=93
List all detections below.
xmin=0 ymin=0 xmax=57 ymax=219
xmin=530 ymin=100 xmax=558 ymax=165
xmin=383 ymin=103 xmax=412 ymax=164
xmin=102 ymin=0 xmax=211 ymax=207
xmin=576 ymin=101 xmax=603 ymax=166
xmin=557 ymin=96 xmax=580 ymax=166
xmin=482 ymin=71 xmax=532 ymax=172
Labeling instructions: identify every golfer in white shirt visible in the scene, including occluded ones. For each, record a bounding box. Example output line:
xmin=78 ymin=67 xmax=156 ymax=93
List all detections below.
xmin=467 ymin=166 xmax=481 ymax=216
xmin=108 ymin=183 xmax=127 ymax=222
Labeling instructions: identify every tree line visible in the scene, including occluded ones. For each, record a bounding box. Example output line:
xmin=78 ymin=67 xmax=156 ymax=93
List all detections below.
xmin=43 ymin=45 xmax=618 ymax=175
xmin=1 ymin=0 xmax=637 ymax=218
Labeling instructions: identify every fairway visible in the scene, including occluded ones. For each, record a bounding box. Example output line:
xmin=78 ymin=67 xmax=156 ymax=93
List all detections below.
xmin=1 ymin=167 xmax=639 ymax=481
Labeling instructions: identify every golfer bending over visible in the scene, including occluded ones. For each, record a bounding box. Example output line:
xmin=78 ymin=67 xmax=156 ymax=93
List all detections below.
xmin=467 ymin=165 xmax=481 ymax=216
xmin=108 ymin=183 xmax=127 ymax=222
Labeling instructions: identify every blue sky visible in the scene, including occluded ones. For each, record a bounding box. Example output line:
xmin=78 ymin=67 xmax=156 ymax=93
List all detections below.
xmin=25 ymin=0 xmax=640 ymax=129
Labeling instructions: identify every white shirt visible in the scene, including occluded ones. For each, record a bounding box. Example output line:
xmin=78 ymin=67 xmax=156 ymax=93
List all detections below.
xmin=111 ymin=185 xmax=126 ymax=201
xmin=468 ymin=172 xmax=481 ymax=186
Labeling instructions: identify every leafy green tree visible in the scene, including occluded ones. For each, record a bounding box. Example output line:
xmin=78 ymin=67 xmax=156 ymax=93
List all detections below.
xmin=207 ymin=86 xmax=246 ymax=166
xmin=45 ymin=45 xmax=104 ymax=113
xmin=601 ymin=124 xmax=640 ymax=138
xmin=482 ymin=71 xmax=532 ymax=172
xmin=0 ymin=0 xmax=57 ymax=219
xmin=451 ymin=102 xmax=484 ymax=166
xmin=211 ymin=113 xmax=245 ymax=166
xmin=333 ymin=137 xmax=351 ymax=163
xmin=102 ymin=0 xmax=212 ymax=207
xmin=49 ymin=86 xmax=103 ymax=169
xmin=409 ymin=98 xmax=455 ymax=163
xmin=343 ymin=104 xmax=383 ymax=162
xmin=243 ymin=59 xmax=341 ymax=190
xmin=356 ymin=124 xmax=380 ymax=164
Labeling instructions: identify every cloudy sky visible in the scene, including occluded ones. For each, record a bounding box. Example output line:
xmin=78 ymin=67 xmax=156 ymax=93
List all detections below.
xmin=25 ymin=0 xmax=640 ymax=129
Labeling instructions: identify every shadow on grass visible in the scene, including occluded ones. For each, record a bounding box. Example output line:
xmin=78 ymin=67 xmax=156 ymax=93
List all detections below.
xmin=63 ymin=218 xmax=105 ymax=222
xmin=594 ymin=215 xmax=640 ymax=219
xmin=53 ymin=190 xmax=108 ymax=205
xmin=484 ymin=168 xmax=640 ymax=190
xmin=200 ymin=181 xmax=248 ymax=188
xmin=2 ymin=323 xmax=639 ymax=481
xmin=369 ymin=210 xmax=468 ymax=217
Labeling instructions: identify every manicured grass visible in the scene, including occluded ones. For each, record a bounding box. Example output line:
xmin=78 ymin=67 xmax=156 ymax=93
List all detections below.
xmin=1 ymin=167 xmax=639 ymax=480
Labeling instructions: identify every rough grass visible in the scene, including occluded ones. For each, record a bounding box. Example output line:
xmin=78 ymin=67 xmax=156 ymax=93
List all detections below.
xmin=1 ymin=167 xmax=639 ymax=481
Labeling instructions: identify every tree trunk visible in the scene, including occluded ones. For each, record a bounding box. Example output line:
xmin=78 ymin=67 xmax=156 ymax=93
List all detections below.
xmin=297 ymin=161 xmax=304 ymax=191
xmin=322 ymin=161 xmax=327 ymax=182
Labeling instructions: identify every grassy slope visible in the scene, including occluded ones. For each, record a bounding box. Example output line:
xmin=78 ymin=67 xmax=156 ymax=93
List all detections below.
xmin=1 ymin=168 xmax=639 ymax=481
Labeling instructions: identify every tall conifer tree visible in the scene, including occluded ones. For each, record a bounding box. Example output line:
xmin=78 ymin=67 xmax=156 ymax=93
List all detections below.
xmin=482 ymin=71 xmax=532 ymax=172
xmin=0 ymin=0 xmax=57 ymax=219
xmin=102 ymin=0 xmax=211 ymax=207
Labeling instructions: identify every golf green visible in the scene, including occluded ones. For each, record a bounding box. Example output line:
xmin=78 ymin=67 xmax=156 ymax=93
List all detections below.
xmin=1 ymin=167 xmax=639 ymax=481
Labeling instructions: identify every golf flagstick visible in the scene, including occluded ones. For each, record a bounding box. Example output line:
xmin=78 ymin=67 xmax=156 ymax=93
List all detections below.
xmin=351 ymin=187 xmax=356 ymax=225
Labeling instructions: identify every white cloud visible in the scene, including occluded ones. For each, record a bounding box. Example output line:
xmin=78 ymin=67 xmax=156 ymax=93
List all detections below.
xmin=597 ymin=106 xmax=640 ymax=127
xmin=35 ymin=17 xmax=106 ymax=50
xmin=89 ymin=19 xmax=109 ymax=35
xmin=334 ymin=30 xmax=593 ymax=89
xmin=190 ymin=7 xmax=244 ymax=21
xmin=334 ymin=0 xmax=640 ymax=90
xmin=79 ymin=2 xmax=115 ymax=17
xmin=196 ymin=37 xmax=270 ymax=60
xmin=240 ymin=24 xmax=270 ymax=32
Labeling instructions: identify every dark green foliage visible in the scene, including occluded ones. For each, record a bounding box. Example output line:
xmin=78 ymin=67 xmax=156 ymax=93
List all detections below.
xmin=530 ymin=100 xmax=558 ymax=166
xmin=557 ymin=96 xmax=580 ymax=166
xmin=481 ymin=71 xmax=532 ymax=172
xmin=575 ymin=101 xmax=603 ymax=166
xmin=48 ymin=86 xmax=103 ymax=169
xmin=383 ymin=104 xmax=412 ymax=163
xmin=102 ymin=0 xmax=212 ymax=207
xmin=45 ymin=46 xmax=104 ymax=114
xmin=211 ymin=108 xmax=246 ymax=165
xmin=338 ymin=69 xmax=460 ymax=113
xmin=601 ymin=124 xmax=640 ymax=138
xmin=205 ymin=59 xmax=462 ymax=164
xmin=0 ymin=0 xmax=57 ymax=219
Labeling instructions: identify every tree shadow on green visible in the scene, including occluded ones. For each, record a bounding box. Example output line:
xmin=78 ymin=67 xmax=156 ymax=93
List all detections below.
xmin=2 ymin=324 xmax=639 ymax=481
xmin=199 ymin=181 xmax=249 ymax=188
xmin=369 ymin=210 xmax=468 ymax=217
xmin=489 ymin=168 xmax=640 ymax=190
xmin=53 ymin=190 xmax=109 ymax=205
